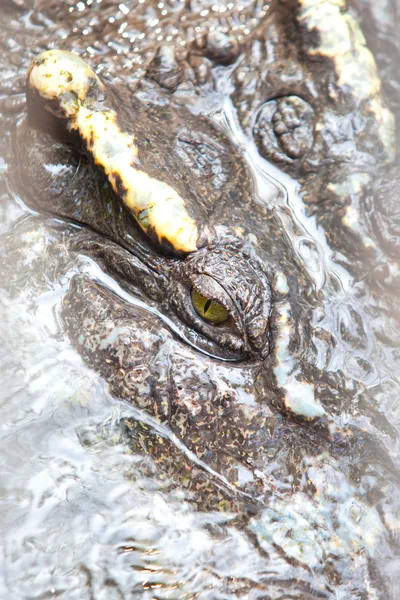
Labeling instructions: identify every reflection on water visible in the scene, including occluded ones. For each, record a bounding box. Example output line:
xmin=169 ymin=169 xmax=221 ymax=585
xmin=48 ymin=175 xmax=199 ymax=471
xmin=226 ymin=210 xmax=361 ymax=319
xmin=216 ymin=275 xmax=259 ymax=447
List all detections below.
xmin=0 ymin=279 xmax=262 ymax=599
xmin=1 ymin=1 xmax=400 ymax=599
xmin=1 ymin=139 xmax=400 ymax=599
xmin=213 ymin=97 xmax=354 ymax=295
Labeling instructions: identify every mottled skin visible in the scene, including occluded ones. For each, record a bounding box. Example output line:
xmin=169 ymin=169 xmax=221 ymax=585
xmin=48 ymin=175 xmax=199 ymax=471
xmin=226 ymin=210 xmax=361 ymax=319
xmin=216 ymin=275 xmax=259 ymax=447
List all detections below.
xmin=229 ymin=0 xmax=398 ymax=279
xmin=2 ymin=0 xmax=400 ymax=598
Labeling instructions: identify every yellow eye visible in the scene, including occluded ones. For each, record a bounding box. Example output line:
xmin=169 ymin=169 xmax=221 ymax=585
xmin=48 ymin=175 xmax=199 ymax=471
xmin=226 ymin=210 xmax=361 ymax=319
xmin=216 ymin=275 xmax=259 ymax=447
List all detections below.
xmin=191 ymin=288 xmax=229 ymax=324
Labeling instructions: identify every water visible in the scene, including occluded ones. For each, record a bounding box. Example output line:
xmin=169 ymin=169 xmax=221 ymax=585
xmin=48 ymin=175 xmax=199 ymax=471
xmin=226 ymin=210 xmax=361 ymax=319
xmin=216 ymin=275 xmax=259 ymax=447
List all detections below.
xmin=1 ymin=1 xmax=400 ymax=599
xmin=0 ymin=258 xmax=265 ymax=599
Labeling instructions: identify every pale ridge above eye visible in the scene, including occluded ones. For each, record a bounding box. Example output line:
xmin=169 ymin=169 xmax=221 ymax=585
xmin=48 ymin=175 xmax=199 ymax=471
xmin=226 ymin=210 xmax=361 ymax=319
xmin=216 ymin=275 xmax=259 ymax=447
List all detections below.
xmin=26 ymin=49 xmax=205 ymax=255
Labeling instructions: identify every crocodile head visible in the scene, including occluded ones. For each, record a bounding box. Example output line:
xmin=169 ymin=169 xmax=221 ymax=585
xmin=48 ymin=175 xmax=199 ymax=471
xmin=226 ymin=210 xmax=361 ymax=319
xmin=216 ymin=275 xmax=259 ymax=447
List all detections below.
xmin=3 ymin=1 xmax=400 ymax=595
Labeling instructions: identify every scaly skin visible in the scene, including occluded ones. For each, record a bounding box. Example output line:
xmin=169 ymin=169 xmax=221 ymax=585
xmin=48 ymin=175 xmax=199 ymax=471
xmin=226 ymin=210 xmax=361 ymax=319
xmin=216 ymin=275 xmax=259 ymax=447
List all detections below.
xmin=1 ymin=1 xmax=400 ymax=597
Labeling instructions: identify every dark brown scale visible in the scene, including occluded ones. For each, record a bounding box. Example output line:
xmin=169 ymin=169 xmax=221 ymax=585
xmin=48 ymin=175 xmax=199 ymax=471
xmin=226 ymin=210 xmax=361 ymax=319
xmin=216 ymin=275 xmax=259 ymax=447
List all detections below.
xmin=113 ymin=172 xmax=129 ymax=201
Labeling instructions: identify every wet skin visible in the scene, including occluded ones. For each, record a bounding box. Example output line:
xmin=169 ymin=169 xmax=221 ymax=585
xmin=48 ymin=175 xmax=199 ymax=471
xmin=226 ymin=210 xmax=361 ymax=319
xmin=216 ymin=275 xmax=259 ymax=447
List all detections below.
xmin=2 ymin=0 xmax=400 ymax=597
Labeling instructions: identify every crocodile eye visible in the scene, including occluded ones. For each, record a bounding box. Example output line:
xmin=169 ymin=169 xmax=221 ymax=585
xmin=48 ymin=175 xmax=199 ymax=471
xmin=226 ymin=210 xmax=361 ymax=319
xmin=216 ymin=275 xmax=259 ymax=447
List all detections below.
xmin=191 ymin=288 xmax=229 ymax=324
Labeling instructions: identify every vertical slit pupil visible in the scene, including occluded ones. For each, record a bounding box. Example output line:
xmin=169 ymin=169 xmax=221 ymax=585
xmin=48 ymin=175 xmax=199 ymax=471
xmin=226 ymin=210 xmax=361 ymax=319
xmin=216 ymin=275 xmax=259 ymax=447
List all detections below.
xmin=204 ymin=299 xmax=212 ymax=314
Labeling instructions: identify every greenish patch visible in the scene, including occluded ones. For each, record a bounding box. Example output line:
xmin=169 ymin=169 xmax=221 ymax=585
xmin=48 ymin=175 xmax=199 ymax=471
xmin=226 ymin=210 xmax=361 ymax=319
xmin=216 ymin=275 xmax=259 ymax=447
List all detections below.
xmin=60 ymin=70 xmax=73 ymax=83
xmin=138 ymin=206 xmax=153 ymax=230
xmin=191 ymin=288 xmax=229 ymax=324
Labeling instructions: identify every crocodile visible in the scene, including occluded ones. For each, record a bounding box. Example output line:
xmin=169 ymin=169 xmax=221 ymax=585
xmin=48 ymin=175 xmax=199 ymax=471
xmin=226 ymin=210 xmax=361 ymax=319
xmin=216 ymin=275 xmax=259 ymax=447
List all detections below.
xmin=1 ymin=1 xmax=400 ymax=598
